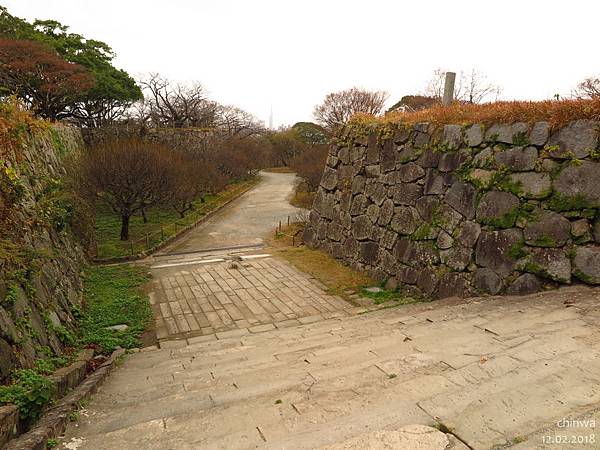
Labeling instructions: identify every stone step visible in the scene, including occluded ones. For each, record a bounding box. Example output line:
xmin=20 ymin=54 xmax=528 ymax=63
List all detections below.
xmin=418 ymin=349 xmax=600 ymax=449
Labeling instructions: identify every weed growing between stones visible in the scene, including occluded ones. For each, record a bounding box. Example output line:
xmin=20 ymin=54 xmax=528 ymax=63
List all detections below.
xmin=360 ymin=286 xmax=413 ymax=305
xmin=547 ymin=193 xmax=595 ymax=212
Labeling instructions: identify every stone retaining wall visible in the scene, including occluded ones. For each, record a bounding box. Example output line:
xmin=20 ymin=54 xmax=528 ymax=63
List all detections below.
xmin=0 ymin=126 xmax=87 ymax=381
xmin=304 ymin=119 xmax=600 ymax=298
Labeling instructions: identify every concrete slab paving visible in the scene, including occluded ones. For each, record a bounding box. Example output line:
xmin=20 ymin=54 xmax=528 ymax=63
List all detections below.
xmin=60 ymin=285 xmax=600 ymax=450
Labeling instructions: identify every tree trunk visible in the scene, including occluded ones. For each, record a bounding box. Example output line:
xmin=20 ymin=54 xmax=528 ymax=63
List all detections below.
xmin=120 ymin=215 xmax=130 ymax=241
xmin=141 ymin=208 xmax=148 ymax=223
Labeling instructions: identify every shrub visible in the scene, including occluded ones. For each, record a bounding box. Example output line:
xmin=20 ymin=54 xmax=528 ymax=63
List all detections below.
xmin=351 ymin=98 xmax=600 ymax=130
xmin=0 ymin=369 xmax=55 ymax=424
xmin=288 ymin=144 xmax=328 ymax=192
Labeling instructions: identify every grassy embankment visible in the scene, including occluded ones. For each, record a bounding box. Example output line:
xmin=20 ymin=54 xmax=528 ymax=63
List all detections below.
xmin=0 ymin=264 xmax=151 ymax=424
xmin=268 ymin=224 xmax=422 ymax=306
xmin=95 ymin=178 xmax=259 ymax=259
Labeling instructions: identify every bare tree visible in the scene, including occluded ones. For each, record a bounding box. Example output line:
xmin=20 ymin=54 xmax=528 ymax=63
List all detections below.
xmin=313 ymin=87 xmax=389 ymax=130
xmin=214 ymin=105 xmax=264 ymax=137
xmin=572 ymin=77 xmax=600 ymax=99
xmin=78 ymin=138 xmax=181 ymax=240
xmin=139 ymin=73 xmax=218 ymax=128
xmin=424 ymin=69 xmax=502 ymax=104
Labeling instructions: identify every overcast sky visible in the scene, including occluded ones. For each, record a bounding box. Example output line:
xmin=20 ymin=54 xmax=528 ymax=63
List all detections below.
xmin=4 ymin=0 xmax=599 ymax=127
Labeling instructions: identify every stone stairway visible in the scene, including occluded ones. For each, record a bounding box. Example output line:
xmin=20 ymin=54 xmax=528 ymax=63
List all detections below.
xmin=61 ymin=285 xmax=600 ymax=450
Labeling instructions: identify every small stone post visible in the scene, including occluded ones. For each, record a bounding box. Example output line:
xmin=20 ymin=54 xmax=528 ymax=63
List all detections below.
xmin=442 ymin=72 xmax=456 ymax=106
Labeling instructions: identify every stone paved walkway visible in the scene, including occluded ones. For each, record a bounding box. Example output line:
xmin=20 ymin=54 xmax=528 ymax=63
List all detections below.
xmin=61 ymin=285 xmax=600 ymax=449
xmin=150 ymin=256 xmax=355 ymax=342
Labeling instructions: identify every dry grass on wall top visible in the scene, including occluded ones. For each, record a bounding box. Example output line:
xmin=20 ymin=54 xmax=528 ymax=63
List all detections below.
xmin=350 ymin=98 xmax=600 ymax=130
xmin=0 ymin=99 xmax=49 ymax=159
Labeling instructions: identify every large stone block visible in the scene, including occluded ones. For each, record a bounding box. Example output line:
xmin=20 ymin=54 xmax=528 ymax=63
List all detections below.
xmin=379 ymin=250 xmax=397 ymax=274
xmin=456 ymin=221 xmax=481 ymax=248
xmin=436 ymin=203 xmax=463 ymax=233
xmin=509 ymin=172 xmax=551 ymax=199
xmin=351 ymin=176 xmax=366 ymax=194
xmin=317 ymin=220 xmax=329 ymax=240
xmin=444 ymin=181 xmax=476 ymax=219
xmin=350 ymin=194 xmax=368 ymax=216
xmin=365 ymin=182 xmax=387 ymax=206
xmin=415 ymin=196 xmax=440 ymax=222
xmin=475 ymin=229 xmax=523 ymax=277
xmin=476 ymin=191 xmax=520 ymax=227
xmin=302 ymin=225 xmax=316 ymax=247
xmin=365 ymin=165 xmax=381 ymax=177
xmin=0 ymin=405 xmax=18 ymax=448
xmin=473 ymin=147 xmax=493 ymax=167
xmin=380 ymin=139 xmax=396 ymax=172
xmin=391 ymin=183 xmax=423 ymax=206
xmin=440 ymin=246 xmax=472 ymax=271
xmin=397 ymin=144 xmax=421 ymax=163
xmin=393 ymin=239 xmax=439 ymax=267
xmin=474 ymin=268 xmax=503 ymax=295
xmin=442 ymin=124 xmax=463 ymax=150
xmin=573 ymin=246 xmax=600 ymax=284
xmin=438 ymin=149 xmax=469 ymax=172
xmin=485 ymin=122 xmax=528 ymax=144
xmin=394 ymin=127 xmax=411 ymax=144
xmin=436 ymin=231 xmax=454 ymax=249
xmin=417 ymin=148 xmax=441 ymax=168
xmin=314 ymin=190 xmax=336 ymax=219
xmin=360 ymin=242 xmax=380 ymax=266
xmin=416 ymin=268 xmax=439 ymax=296
xmin=571 ymin=219 xmax=591 ymax=243
xmin=465 ymin=124 xmax=484 ymax=147
xmin=529 ymin=121 xmax=550 ymax=146
xmin=552 ymin=161 xmax=600 ymax=208
xmin=438 ymin=273 xmax=468 ymax=298
xmin=320 ymin=167 xmax=338 ymax=190
xmin=366 ymin=134 xmax=380 ymax=163
xmin=366 ymin=204 xmax=380 ymax=223
xmin=380 ymin=230 xmax=397 ymax=249
xmin=344 ymin=237 xmax=359 ymax=258
xmin=517 ymin=247 xmax=571 ymax=283
xmin=352 ymin=215 xmax=372 ymax=240
xmin=326 ymin=154 xmax=339 ymax=168
xmin=396 ymin=265 xmax=418 ymax=284
xmin=493 ymin=146 xmax=538 ymax=171
xmin=390 ymin=206 xmax=420 ymax=235
xmin=397 ymin=162 xmax=425 ymax=182
xmin=423 ymin=169 xmax=447 ymax=195
xmin=547 ymin=119 xmax=598 ymax=159
xmin=327 ymin=222 xmax=344 ymax=241
xmin=523 ymin=210 xmax=570 ymax=247
xmin=506 ymin=273 xmax=542 ymax=295
xmin=378 ymin=199 xmax=395 ymax=226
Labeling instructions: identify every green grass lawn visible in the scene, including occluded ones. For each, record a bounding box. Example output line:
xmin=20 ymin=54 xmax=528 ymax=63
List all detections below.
xmin=0 ymin=264 xmax=152 ymax=424
xmin=94 ymin=178 xmax=258 ymax=259
xmin=80 ymin=264 xmax=152 ymax=353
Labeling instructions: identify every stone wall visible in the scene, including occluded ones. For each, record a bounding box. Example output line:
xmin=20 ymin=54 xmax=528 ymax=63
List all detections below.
xmin=0 ymin=125 xmax=87 ymax=381
xmin=82 ymin=125 xmax=214 ymax=154
xmin=304 ymin=120 xmax=600 ymax=299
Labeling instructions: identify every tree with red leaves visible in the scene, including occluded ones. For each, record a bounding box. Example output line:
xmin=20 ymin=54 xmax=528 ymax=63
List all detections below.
xmin=0 ymin=39 xmax=94 ymax=120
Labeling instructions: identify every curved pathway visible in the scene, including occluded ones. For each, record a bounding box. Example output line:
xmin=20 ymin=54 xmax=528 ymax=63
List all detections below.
xmin=162 ymin=170 xmax=306 ymax=253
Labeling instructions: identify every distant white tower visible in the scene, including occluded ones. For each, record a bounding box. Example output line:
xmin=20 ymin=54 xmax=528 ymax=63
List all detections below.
xmin=268 ymin=105 xmax=273 ymax=129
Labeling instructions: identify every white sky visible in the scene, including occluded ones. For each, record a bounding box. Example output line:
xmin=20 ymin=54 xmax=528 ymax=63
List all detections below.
xmin=4 ymin=0 xmax=599 ymax=127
